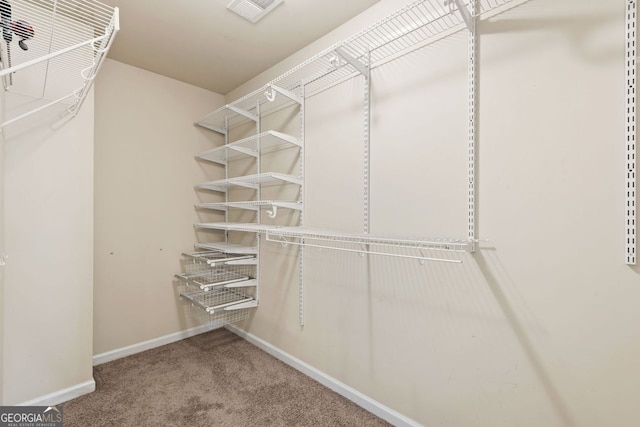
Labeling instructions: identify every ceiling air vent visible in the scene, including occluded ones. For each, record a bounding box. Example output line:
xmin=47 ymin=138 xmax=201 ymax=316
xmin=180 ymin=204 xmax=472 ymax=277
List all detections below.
xmin=227 ymin=0 xmax=284 ymax=23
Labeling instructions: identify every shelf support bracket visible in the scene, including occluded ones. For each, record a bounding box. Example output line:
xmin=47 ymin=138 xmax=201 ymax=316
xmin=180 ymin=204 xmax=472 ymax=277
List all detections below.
xmin=448 ymin=0 xmax=474 ymax=32
xmin=265 ymin=84 xmax=303 ymax=105
xmin=195 ymin=121 xmax=227 ymax=135
xmin=228 ymin=105 xmax=259 ymax=123
xmin=334 ymin=47 xmax=368 ymax=77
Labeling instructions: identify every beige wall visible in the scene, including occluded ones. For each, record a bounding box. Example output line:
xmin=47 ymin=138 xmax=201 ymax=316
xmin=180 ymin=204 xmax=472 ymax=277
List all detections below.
xmin=2 ymin=92 xmax=95 ymax=405
xmin=229 ymin=0 xmax=640 ymax=426
xmin=0 ymin=73 xmax=5 ymax=405
xmin=1 ymin=6 xmax=97 ymax=404
xmin=93 ymin=59 xmax=224 ymax=355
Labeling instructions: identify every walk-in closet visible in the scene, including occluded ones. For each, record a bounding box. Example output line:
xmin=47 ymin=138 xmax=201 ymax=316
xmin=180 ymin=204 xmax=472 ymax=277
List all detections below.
xmin=0 ymin=0 xmax=638 ymax=426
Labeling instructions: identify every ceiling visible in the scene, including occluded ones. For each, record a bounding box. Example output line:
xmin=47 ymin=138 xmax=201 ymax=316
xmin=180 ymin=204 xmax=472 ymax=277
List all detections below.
xmin=100 ymin=0 xmax=382 ymax=94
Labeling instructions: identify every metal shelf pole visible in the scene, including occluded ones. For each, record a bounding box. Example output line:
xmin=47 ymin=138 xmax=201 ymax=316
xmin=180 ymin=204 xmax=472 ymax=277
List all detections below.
xmin=626 ymin=0 xmax=637 ymax=265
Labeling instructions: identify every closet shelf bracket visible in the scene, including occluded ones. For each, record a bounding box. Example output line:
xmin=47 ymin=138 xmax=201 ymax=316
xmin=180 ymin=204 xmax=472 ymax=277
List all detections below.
xmin=228 ymin=105 xmax=258 ymax=123
xmin=333 ymin=47 xmax=368 ymax=77
xmin=195 ymin=121 xmax=227 ymax=135
xmin=265 ymin=84 xmax=303 ymax=105
xmin=447 ymin=0 xmax=473 ymax=31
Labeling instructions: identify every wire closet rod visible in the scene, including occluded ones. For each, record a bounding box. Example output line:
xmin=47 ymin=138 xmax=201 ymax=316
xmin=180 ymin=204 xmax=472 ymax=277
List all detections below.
xmin=267 ymin=236 xmax=464 ymax=264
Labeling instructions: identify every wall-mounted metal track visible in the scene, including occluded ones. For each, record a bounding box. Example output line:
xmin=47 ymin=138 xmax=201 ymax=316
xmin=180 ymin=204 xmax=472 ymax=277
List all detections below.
xmin=627 ymin=0 xmax=637 ymax=265
xmin=299 ymin=85 xmax=306 ymax=327
xmin=467 ymin=0 xmax=478 ymax=252
xmin=363 ymin=49 xmax=371 ymax=234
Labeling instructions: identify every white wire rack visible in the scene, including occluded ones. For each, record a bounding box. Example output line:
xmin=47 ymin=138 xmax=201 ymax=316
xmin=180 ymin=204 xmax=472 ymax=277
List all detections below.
xmin=195 ymin=0 xmax=523 ymax=132
xmin=195 ymin=222 xmax=278 ymax=233
xmin=177 ymin=250 xmax=257 ymax=326
xmin=195 ymin=223 xmax=471 ymax=263
xmin=196 ymin=200 xmax=302 ymax=214
xmin=265 ymin=226 xmax=472 ymax=263
xmin=194 ymin=242 xmax=258 ymax=255
xmin=0 ymin=0 xmax=119 ymax=128
xmin=181 ymin=250 xmax=256 ymax=267
xmin=196 ymin=130 xmax=301 ymax=165
xmin=177 ymin=256 xmax=256 ymax=290
xmin=184 ymin=300 xmax=253 ymax=327
xmin=180 ymin=285 xmax=257 ymax=327
xmin=195 ymin=172 xmax=303 ymax=192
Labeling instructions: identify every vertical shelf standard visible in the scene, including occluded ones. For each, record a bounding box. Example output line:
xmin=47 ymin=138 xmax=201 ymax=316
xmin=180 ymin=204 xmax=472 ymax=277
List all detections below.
xmin=627 ymin=0 xmax=637 ymax=265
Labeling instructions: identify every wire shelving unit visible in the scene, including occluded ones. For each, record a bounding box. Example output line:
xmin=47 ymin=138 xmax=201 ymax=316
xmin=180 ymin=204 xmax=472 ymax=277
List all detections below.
xmin=188 ymin=0 xmax=535 ymax=325
xmin=194 ymin=242 xmax=258 ymax=255
xmin=195 ymin=222 xmax=278 ymax=233
xmin=0 ymin=0 xmax=119 ymax=128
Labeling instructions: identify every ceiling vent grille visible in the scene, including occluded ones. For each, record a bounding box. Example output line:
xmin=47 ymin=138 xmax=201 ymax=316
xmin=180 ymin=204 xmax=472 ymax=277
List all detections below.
xmin=227 ymin=0 xmax=284 ymax=23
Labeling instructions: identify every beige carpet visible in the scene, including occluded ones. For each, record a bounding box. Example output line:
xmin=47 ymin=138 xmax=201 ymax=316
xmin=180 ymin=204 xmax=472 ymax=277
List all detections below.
xmin=64 ymin=328 xmax=390 ymax=426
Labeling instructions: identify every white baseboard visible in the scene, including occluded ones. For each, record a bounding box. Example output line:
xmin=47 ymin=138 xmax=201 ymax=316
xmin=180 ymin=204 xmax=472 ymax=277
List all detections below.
xmin=225 ymin=324 xmax=422 ymax=427
xmin=19 ymin=379 xmax=96 ymax=406
xmin=93 ymin=323 xmax=217 ymax=366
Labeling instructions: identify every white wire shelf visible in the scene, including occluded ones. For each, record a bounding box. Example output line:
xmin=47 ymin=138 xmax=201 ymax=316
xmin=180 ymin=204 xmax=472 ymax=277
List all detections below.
xmin=194 ymin=242 xmax=258 ymax=255
xmin=195 ymin=0 xmax=522 ymax=132
xmin=196 ymin=131 xmax=302 ymax=165
xmin=0 ymin=0 xmax=119 ymax=128
xmin=181 ymin=251 xmax=256 ymax=266
xmin=176 ymin=273 xmax=257 ymax=291
xmin=196 ymin=84 xmax=303 ymax=134
xmin=195 ymin=222 xmax=279 ymax=233
xmin=265 ymin=226 xmax=473 ymax=263
xmin=195 ymin=200 xmax=302 ymax=213
xmin=195 ymin=172 xmax=303 ymax=192
xmin=180 ymin=286 xmax=257 ymax=314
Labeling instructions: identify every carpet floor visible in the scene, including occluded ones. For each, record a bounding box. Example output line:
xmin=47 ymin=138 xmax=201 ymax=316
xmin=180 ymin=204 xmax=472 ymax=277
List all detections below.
xmin=63 ymin=328 xmax=391 ymax=426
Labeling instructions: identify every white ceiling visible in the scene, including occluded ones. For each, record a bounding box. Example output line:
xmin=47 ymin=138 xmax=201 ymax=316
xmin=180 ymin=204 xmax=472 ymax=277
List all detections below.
xmin=100 ymin=0 xmax=382 ymax=94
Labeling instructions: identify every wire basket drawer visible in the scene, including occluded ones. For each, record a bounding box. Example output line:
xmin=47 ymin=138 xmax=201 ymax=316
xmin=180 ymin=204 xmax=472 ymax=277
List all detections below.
xmin=180 ymin=285 xmax=257 ymax=328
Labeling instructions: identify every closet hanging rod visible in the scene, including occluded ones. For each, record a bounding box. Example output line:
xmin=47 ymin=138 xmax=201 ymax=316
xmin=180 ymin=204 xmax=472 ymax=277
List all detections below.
xmin=266 ymin=227 xmax=472 ymax=251
xmin=266 ymin=236 xmax=463 ymax=264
